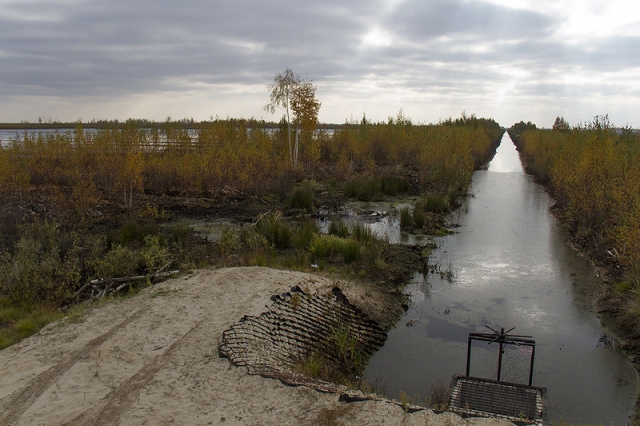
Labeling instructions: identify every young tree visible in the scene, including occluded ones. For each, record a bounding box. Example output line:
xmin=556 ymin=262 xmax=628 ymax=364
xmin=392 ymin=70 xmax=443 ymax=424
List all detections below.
xmin=264 ymin=68 xmax=320 ymax=167
xmin=290 ymin=80 xmax=321 ymax=167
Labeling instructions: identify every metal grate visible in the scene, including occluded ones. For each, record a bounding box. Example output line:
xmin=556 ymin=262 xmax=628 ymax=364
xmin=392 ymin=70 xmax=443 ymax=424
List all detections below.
xmin=449 ymin=375 xmax=546 ymax=422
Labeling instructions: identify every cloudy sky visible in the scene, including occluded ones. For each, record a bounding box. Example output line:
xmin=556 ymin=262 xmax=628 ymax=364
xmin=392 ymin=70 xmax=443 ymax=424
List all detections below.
xmin=1 ymin=0 xmax=639 ymax=128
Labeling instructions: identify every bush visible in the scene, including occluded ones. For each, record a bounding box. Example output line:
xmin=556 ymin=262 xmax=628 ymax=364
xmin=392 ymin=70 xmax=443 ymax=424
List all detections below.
xmin=169 ymin=224 xmax=190 ymax=245
xmin=97 ymin=244 xmax=140 ymax=278
xmin=141 ymin=235 xmax=171 ymax=273
xmin=1 ymin=220 xmax=81 ymax=305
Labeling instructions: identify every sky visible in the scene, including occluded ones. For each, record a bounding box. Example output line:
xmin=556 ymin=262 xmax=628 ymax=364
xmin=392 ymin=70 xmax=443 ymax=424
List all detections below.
xmin=1 ymin=0 xmax=639 ymax=128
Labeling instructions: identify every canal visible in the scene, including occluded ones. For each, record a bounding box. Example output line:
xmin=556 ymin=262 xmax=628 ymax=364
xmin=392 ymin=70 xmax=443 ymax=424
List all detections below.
xmin=364 ymin=132 xmax=638 ymax=424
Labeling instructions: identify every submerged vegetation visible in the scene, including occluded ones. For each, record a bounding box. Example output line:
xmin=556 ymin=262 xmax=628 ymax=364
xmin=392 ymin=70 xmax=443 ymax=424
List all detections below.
xmin=0 ymin=113 xmax=502 ymax=348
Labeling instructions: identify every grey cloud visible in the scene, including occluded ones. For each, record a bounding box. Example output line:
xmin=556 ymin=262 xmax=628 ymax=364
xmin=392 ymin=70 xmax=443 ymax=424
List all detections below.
xmin=0 ymin=0 xmax=639 ymax=126
xmin=386 ymin=0 xmax=556 ymax=42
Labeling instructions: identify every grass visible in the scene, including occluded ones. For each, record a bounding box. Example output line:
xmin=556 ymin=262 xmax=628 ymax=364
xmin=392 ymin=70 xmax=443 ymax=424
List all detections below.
xmin=425 ymin=194 xmax=449 ymax=213
xmin=309 ymin=234 xmax=344 ymax=259
xmin=345 ymin=175 xmax=409 ymax=201
xmin=351 ymin=222 xmax=372 ymax=242
xmin=380 ymin=174 xmax=409 ymax=196
xmin=328 ymin=220 xmax=349 ymax=238
xmin=399 ymin=207 xmax=412 ymax=230
xmin=0 ymin=297 xmax=66 ymax=350
xmin=426 ymin=379 xmax=450 ymax=411
xmin=413 ymin=202 xmax=426 ymax=229
xmin=292 ymin=219 xmax=319 ymax=250
xmin=118 ymin=221 xmax=160 ymax=247
xmin=297 ymin=320 xmax=369 ymax=387
xmin=614 ymin=281 xmax=634 ymax=293
xmin=288 ymin=181 xmax=315 ymax=210
xmin=345 ymin=177 xmax=381 ymax=201
xmin=309 ymin=234 xmax=362 ymax=264
xmin=254 ymin=211 xmax=291 ymax=249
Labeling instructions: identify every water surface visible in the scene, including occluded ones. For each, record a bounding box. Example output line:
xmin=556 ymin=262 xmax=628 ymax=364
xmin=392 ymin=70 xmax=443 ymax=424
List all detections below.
xmin=364 ymin=133 xmax=638 ymax=424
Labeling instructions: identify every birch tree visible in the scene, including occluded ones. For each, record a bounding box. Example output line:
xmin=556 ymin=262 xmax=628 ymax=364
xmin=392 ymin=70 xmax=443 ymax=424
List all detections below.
xmin=264 ymin=68 xmax=320 ymax=167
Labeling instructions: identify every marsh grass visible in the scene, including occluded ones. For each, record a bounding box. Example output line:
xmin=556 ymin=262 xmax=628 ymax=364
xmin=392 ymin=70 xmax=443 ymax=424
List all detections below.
xmin=345 ymin=174 xmax=409 ymax=202
xmin=328 ymin=220 xmax=349 ymax=238
xmin=288 ymin=181 xmax=315 ymax=210
xmin=351 ymin=222 xmax=372 ymax=242
xmin=399 ymin=207 xmax=412 ymax=230
xmin=254 ymin=211 xmax=291 ymax=249
xmin=413 ymin=201 xmax=426 ymax=229
xmin=426 ymin=379 xmax=450 ymax=411
xmin=380 ymin=174 xmax=409 ymax=195
xmin=292 ymin=219 xmax=319 ymax=250
xmin=298 ymin=320 xmax=369 ymax=387
xmin=425 ymin=194 xmax=449 ymax=213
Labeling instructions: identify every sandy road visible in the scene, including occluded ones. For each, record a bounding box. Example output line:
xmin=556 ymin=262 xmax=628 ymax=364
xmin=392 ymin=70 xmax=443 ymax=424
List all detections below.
xmin=0 ymin=267 xmax=513 ymax=425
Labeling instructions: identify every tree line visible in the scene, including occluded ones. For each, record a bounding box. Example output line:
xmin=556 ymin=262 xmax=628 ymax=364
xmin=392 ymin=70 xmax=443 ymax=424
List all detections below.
xmin=0 ymin=114 xmax=502 ymax=217
xmin=509 ymin=115 xmax=640 ymax=286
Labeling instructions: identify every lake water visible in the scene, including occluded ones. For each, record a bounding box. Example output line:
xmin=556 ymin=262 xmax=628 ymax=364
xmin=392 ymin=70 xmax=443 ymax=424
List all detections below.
xmin=364 ymin=133 xmax=638 ymax=424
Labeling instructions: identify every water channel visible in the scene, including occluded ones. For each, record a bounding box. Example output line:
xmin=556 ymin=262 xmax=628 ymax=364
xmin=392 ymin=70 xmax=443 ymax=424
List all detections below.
xmin=363 ymin=133 xmax=638 ymax=424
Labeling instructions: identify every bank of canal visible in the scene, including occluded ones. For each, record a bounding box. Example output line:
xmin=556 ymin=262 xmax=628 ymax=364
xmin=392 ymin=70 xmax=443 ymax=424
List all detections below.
xmin=364 ymin=133 xmax=638 ymax=424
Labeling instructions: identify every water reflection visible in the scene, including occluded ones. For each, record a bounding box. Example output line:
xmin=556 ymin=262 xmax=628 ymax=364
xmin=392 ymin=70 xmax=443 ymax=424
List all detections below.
xmin=488 ymin=133 xmax=524 ymax=173
xmin=364 ymin=134 xmax=638 ymax=424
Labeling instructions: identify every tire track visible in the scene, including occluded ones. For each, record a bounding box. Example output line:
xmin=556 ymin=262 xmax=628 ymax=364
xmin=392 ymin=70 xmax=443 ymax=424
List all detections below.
xmin=62 ymin=318 xmax=208 ymax=426
xmin=0 ymin=308 xmax=146 ymax=426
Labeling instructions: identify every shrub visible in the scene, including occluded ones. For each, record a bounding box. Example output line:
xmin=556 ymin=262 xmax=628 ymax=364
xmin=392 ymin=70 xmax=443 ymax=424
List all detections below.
xmin=97 ymin=244 xmax=140 ymax=278
xmin=1 ymin=220 xmax=81 ymax=305
xmin=141 ymin=235 xmax=171 ymax=273
xmin=238 ymin=227 xmax=268 ymax=256
xmin=169 ymin=224 xmax=190 ymax=245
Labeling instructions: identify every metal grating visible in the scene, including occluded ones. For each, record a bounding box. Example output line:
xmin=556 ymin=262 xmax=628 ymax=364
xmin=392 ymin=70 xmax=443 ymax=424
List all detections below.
xmin=449 ymin=375 xmax=546 ymax=423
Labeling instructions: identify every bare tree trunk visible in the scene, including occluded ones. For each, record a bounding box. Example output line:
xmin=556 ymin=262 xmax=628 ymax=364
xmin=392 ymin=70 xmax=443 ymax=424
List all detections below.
xmin=286 ymin=101 xmax=292 ymax=166
xmin=294 ymin=126 xmax=300 ymax=168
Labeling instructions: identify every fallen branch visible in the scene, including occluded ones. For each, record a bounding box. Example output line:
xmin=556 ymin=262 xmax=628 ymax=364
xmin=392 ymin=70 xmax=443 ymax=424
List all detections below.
xmin=74 ymin=270 xmax=180 ymax=301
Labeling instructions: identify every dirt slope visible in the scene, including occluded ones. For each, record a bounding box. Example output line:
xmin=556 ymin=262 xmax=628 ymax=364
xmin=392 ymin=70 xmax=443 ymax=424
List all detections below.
xmin=0 ymin=267 xmax=513 ymax=426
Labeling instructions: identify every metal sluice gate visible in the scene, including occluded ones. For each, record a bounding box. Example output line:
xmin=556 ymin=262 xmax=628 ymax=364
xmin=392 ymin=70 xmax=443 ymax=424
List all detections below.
xmin=448 ymin=326 xmax=546 ymax=424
